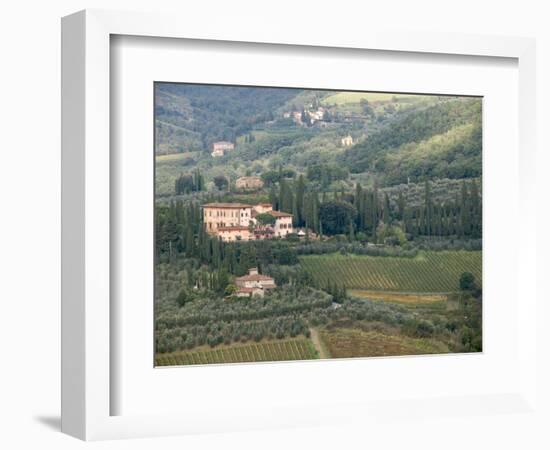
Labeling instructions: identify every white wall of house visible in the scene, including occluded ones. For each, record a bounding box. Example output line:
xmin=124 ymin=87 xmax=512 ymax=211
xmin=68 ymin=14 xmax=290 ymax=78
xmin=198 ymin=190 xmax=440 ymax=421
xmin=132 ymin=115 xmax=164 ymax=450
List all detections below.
xmin=273 ymin=217 xmax=293 ymax=237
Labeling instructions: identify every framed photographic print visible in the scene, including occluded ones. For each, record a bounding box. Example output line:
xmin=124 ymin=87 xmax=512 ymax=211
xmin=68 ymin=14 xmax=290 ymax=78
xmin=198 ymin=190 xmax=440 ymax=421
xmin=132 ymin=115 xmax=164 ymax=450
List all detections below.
xmin=62 ymin=9 xmax=538 ymax=441
xmin=153 ymin=83 xmax=483 ymax=368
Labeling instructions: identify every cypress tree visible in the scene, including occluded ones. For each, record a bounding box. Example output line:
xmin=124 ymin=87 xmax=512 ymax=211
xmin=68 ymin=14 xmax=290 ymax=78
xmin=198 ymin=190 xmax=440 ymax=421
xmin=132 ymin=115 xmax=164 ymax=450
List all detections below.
xmin=295 ymin=174 xmax=305 ymax=226
xmin=424 ymin=181 xmax=433 ymax=236
xmin=383 ymin=193 xmax=391 ymax=224
xmin=397 ymin=191 xmax=405 ymax=221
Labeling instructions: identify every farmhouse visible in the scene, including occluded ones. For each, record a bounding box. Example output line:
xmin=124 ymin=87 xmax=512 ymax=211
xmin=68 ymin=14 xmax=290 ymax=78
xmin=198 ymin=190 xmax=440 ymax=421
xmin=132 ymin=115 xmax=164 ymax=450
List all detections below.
xmin=235 ymin=268 xmax=276 ymax=297
xmin=235 ymin=176 xmax=264 ymax=190
xmin=211 ymin=141 xmax=235 ymax=157
xmin=341 ymin=135 xmax=354 ymax=146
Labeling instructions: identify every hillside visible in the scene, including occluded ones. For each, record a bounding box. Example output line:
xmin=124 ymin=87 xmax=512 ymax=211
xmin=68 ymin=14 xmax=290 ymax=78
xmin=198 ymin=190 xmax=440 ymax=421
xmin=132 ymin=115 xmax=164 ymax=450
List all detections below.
xmin=339 ymin=98 xmax=482 ymax=182
xmin=155 ymin=83 xmax=298 ymax=154
xmin=154 ymin=85 xmax=482 ymax=197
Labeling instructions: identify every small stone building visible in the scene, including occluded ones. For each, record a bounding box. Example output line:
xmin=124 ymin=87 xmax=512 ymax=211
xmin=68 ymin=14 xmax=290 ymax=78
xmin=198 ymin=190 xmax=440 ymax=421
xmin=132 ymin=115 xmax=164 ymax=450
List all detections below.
xmin=235 ymin=268 xmax=276 ymax=297
xmin=267 ymin=210 xmax=293 ymax=237
xmin=341 ymin=135 xmax=354 ymax=146
xmin=236 ymin=176 xmax=264 ymax=190
xmin=211 ymin=141 xmax=235 ymax=157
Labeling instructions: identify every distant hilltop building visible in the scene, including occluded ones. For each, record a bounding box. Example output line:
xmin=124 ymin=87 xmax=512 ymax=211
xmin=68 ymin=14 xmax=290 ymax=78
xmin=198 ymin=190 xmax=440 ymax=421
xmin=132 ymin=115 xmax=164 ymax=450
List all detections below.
xmin=202 ymin=202 xmax=293 ymax=241
xmin=211 ymin=141 xmax=234 ymax=157
xmin=234 ymin=268 xmax=276 ymax=298
xmin=235 ymin=176 xmax=264 ymax=191
xmin=341 ymin=135 xmax=354 ymax=146
xmin=308 ymin=107 xmax=325 ymax=123
xmin=286 ymin=108 xmax=325 ymax=126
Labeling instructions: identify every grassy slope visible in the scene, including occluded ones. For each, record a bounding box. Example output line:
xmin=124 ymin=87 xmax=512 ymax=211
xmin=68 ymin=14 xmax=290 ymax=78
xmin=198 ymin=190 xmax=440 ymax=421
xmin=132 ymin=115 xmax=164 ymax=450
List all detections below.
xmin=300 ymin=251 xmax=482 ymax=293
xmin=319 ymin=328 xmax=450 ymax=358
xmin=321 ymin=91 xmax=425 ymax=105
xmin=349 ymin=291 xmax=447 ymax=305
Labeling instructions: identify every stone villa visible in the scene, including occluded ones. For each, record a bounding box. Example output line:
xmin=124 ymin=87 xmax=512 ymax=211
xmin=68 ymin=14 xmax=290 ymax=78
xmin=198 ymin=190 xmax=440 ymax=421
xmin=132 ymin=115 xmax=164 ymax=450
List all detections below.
xmin=211 ymin=141 xmax=235 ymax=157
xmin=234 ymin=268 xmax=276 ymax=297
xmin=202 ymin=202 xmax=293 ymax=241
xmin=235 ymin=176 xmax=264 ymax=191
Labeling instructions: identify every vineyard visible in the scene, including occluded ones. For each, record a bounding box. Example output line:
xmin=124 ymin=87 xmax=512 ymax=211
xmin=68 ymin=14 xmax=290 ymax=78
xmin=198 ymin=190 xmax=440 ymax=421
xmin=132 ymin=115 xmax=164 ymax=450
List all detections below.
xmin=300 ymin=251 xmax=482 ymax=293
xmin=155 ymin=337 xmax=318 ymax=366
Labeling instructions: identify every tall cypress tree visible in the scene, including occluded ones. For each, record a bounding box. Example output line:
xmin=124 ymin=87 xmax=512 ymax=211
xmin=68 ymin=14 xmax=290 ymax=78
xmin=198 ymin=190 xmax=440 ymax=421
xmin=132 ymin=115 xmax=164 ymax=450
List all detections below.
xmin=295 ymin=174 xmax=305 ymax=226
xmin=397 ymin=191 xmax=405 ymax=221
xmin=383 ymin=193 xmax=391 ymax=224
xmin=424 ymin=181 xmax=433 ymax=236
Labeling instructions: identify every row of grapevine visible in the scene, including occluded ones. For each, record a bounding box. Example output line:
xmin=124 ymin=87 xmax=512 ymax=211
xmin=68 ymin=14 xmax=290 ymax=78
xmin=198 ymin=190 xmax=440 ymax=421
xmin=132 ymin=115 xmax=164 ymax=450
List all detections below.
xmin=155 ymin=338 xmax=319 ymax=366
xmin=300 ymin=251 xmax=482 ymax=293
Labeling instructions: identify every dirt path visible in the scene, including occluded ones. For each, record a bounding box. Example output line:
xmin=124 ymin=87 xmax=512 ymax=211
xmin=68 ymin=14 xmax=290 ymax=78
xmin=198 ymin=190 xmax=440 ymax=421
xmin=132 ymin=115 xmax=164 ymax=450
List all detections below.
xmin=309 ymin=328 xmax=330 ymax=360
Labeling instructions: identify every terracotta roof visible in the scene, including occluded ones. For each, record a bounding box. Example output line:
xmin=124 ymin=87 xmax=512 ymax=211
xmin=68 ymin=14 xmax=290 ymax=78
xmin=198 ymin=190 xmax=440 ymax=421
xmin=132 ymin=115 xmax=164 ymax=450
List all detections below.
xmin=203 ymin=203 xmax=253 ymax=209
xmin=267 ymin=210 xmax=293 ymax=218
xmin=235 ymin=273 xmax=275 ymax=282
xmin=236 ymin=176 xmax=262 ymax=181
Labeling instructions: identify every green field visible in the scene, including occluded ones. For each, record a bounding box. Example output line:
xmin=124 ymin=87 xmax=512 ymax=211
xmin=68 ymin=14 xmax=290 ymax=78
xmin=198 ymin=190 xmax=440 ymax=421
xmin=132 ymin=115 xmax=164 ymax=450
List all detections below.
xmin=321 ymin=92 xmax=422 ymax=105
xmin=155 ymin=338 xmax=319 ymax=366
xmin=300 ymin=251 xmax=482 ymax=293
xmin=155 ymin=151 xmax=197 ymax=162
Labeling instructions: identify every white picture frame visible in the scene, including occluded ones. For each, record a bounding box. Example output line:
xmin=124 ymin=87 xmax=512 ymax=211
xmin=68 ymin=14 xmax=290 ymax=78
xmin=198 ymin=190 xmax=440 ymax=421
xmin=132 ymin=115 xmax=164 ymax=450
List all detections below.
xmin=61 ymin=9 xmax=537 ymax=441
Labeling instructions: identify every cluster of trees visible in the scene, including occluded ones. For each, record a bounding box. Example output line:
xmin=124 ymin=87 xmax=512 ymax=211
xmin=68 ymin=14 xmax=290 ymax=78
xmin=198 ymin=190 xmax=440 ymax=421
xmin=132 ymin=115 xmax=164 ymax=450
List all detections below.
xmin=261 ymin=167 xmax=296 ymax=186
xmin=174 ymin=169 xmax=205 ymax=195
xmin=401 ymin=180 xmax=482 ymax=239
xmin=323 ymin=280 xmax=348 ymax=303
xmin=237 ymin=129 xmax=316 ymax=161
xmin=266 ymin=169 xmax=482 ymax=241
xmin=213 ymin=175 xmax=229 ymax=191
xmin=306 ymin=163 xmax=348 ymax=187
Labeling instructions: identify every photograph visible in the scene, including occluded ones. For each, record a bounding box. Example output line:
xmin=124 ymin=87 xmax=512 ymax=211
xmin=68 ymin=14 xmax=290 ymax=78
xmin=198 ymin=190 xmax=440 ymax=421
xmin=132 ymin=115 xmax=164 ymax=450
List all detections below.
xmin=154 ymin=83 xmax=482 ymax=367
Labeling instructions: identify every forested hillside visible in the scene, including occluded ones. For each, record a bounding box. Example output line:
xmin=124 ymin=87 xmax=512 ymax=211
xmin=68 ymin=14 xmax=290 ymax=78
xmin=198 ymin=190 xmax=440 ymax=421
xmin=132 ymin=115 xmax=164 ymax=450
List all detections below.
xmin=155 ymin=84 xmax=297 ymax=154
xmin=339 ymin=98 xmax=482 ymax=182
xmin=155 ymin=84 xmax=481 ymax=192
